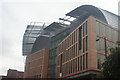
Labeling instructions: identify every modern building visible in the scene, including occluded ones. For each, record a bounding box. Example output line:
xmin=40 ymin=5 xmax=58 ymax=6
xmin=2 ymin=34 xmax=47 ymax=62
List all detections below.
xmin=24 ymin=48 xmax=49 ymax=78
xmin=22 ymin=5 xmax=120 ymax=78
xmin=23 ymin=18 xmax=75 ymax=78
xmin=56 ymin=16 xmax=119 ymax=78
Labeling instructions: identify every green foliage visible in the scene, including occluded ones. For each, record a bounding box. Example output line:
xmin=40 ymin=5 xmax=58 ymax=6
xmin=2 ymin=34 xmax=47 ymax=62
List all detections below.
xmin=102 ymin=46 xmax=120 ymax=78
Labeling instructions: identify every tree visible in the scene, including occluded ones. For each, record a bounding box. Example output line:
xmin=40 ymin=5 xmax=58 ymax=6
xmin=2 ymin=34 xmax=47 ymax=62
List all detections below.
xmin=102 ymin=46 xmax=120 ymax=78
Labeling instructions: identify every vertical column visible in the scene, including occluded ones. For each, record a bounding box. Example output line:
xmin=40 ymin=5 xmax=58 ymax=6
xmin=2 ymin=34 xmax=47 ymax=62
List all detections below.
xmin=88 ymin=16 xmax=97 ymax=69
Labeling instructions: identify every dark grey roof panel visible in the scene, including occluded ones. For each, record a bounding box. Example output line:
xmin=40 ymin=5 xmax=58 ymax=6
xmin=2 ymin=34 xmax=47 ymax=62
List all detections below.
xmin=42 ymin=22 xmax=69 ymax=37
xmin=66 ymin=5 xmax=107 ymax=23
xmin=44 ymin=22 xmax=65 ymax=31
xmin=31 ymin=36 xmax=51 ymax=53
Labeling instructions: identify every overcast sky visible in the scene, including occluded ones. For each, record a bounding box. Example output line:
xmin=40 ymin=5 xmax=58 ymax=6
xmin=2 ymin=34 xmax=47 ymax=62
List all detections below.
xmin=0 ymin=0 xmax=119 ymax=75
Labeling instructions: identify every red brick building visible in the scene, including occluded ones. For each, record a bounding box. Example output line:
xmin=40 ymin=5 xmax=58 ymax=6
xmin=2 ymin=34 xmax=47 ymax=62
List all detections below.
xmin=56 ymin=16 xmax=119 ymax=78
xmin=24 ymin=48 xmax=49 ymax=78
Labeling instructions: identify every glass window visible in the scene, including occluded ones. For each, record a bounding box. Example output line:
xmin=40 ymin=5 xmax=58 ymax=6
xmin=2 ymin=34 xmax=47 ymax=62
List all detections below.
xmin=79 ymin=27 xmax=82 ymax=50
xmin=86 ymin=21 xmax=88 ymax=35
xmin=101 ymin=39 xmax=105 ymax=50
xmin=86 ymin=36 xmax=88 ymax=51
xmin=114 ymin=31 xmax=118 ymax=42
xmin=97 ymin=53 xmax=101 ymax=69
xmin=86 ymin=53 xmax=88 ymax=69
xmin=83 ymin=24 xmax=85 ymax=37
xmin=83 ymin=55 xmax=85 ymax=70
xmin=72 ymin=59 xmax=74 ymax=72
xmin=73 ymin=46 xmax=75 ymax=57
xmin=109 ymin=27 xmax=112 ymax=40
xmin=74 ymin=32 xmax=76 ymax=43
xmin=96 ymin=36 xmax=100 ymax=51
xmin=83 ymin=38 xmax=85 ymax=52
xmin=96 ymin=21 xmax=100 ymax=34
xmin=80 ymin=56 xmax=82 ymax=70
xmin=75 ymin=59 xmax=77 ymax=72
xmin=69 ymin=62 xmax=70 ymax=74
xmin=72 ymin=33 xmax=73 ymax=44
xmin=102 ymin=24 xmax=106 ymax=37
xmin=71 ymin=61 xmax=72 ymax=73
xmin=78 ymin=57 xmax=80 ymax=71
xmin=76 ymin=30 xmax=78 ymax=41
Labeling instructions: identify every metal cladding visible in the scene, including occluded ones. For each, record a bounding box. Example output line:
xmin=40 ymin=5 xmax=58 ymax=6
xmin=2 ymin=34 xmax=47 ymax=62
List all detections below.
xmin=31 ymin=36 xmax=51 ymax=53
xmin=22 ymin=5 xmax=119 ymax=56
xmin=31 ymin=22 xmax=70 ymax=54
xmin=66 ymin=5 xmax=119 ymax=28
xmin=22 ymin=23 xmax=47 ymax=55
xmin=22 ymin=22 xmax=70 ymax=55
xmin=43 ymin=22 xmax=69 ymax=37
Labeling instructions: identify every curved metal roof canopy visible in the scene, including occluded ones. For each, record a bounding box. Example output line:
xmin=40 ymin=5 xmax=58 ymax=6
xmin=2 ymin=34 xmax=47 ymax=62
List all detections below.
xmin=23 ymin=5 xmax=119 ymax=55
xmin=66 ymin=5 xmax=118 ymax=28
xmin=22 ymin=22 xmax=47 ymax=55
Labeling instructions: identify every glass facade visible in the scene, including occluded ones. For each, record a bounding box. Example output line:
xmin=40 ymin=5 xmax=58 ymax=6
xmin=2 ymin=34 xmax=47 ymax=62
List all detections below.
xmin=83 ymin=54 xmax=85 ymax=70
xmin=96 ymin=21 xmax=100 ymax=35
xmin=102 ymin=24 xmax=106 ymax=37
xmin=95 ymin=19 xmax=119 ymax=70
xmin=96 ymin=36 xmax=100 ymax=51
xmin=86 ymin=53 xmax=88 ymax=69
xmin=114 ymin=30 xmax=118 ymax=41
xmin=23 ymin=24 xmax=47 ymax=55
xmin=80 ymin=56 xmax=82 ymax=70
xmin=97 ymin=53 xmax=101 ymax=69
xmin=96 ymin=20 xmax=118 ymax=53
xmin=86 ymin=36 xmax=88 ymax=51
xmin=108 ymin=27 xmax=112 ymax=40
xmin=79 ymin=27 xmax=82 ymax=51
xmin=48 ymin=28 xmax=70 ymax=78
xmin=56 ymin=20 xmax=89 ymax=77
xmin=86 ymin=21 xmax=88 ymax=35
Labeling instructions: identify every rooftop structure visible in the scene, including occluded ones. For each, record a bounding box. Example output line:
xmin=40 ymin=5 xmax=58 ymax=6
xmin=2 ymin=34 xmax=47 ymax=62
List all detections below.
xmin=23 ymin=5 xmax=119 ymax=78
xmin=22 ymin=22 xmax=48 ymax=55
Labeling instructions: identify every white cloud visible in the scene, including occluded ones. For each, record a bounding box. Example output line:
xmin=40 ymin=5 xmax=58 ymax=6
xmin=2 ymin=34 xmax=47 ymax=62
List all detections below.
xmin=0 ymin=56 xmax=25 ymax=75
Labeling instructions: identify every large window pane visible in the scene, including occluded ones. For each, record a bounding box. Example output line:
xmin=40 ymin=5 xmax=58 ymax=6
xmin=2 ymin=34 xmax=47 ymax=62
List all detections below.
xmin=79 ymin=27 xmax=82 ymax=50
xmin=109 ymin=27 xmax=112 ymax=40
xmin=80 ymin=56 xmax=82 ymax=70
xmin=86 ymin=21 xmax=88 ymax=35
xmin=86 ymin=36 xmax=88 ymax=51
xmin=96 ymin=36 xmax=100 ymax=51
xmin=97 ymin=53 xmax=101 ymax=69
xmin=102 ymin=24 xmax=106 ymax=37
xmin=83 ymin=55 xmax=85 ymax=70
xmin=86 ymin=53 xmax=88 ymax=69
xmin=83 ymin=38 xmax=85 ymax=52
xmin=114 ymin=31 xmax=118 ymax=41
xmin=96 ymin=21 xmax=100 ymax=34
xmin=78 ymin=57 xmax=80 ymax=71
